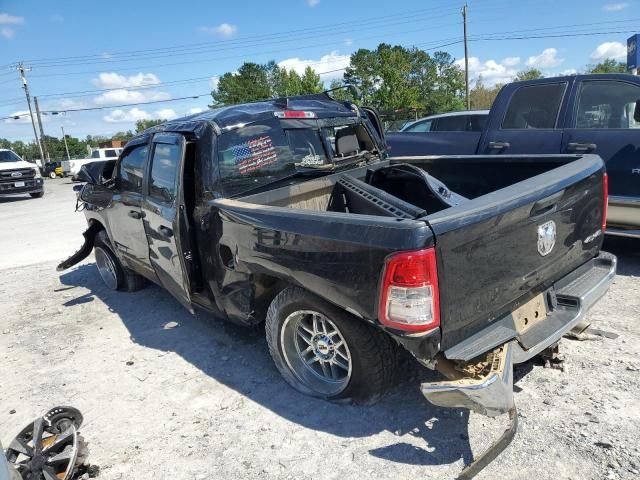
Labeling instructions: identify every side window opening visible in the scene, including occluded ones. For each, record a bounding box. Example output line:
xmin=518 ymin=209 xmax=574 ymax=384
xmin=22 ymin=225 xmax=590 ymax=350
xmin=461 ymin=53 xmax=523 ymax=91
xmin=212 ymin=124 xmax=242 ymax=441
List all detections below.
xmin=404 ymin=120 xmax=432 ymax=133
xmin=117 ymin=144 xmax=148 ymax=193
xmin=149 ymin=140 xmax=181 ymax=203
xmin=575 ymin=80 xmax=640 ymax=129
xmin=502 ymin=83 xmax=566 ymax=129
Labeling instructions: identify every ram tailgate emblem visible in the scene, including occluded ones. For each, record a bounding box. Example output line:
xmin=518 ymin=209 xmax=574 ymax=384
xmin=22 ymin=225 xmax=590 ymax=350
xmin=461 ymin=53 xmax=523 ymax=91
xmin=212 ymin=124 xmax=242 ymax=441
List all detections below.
xmin=537 ymin=220 xmax=556 ymax=256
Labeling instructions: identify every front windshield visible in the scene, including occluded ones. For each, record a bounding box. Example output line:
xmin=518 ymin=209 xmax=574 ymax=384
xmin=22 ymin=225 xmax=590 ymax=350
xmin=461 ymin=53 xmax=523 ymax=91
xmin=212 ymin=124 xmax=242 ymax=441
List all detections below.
xmin=0 ymin=150 xmax=22 ymax=163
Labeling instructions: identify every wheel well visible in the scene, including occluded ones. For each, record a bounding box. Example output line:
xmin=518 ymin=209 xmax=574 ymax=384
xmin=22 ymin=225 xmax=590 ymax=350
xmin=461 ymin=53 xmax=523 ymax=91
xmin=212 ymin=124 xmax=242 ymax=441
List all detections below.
xmin=252 ymin=274 xmax=290 ymax=322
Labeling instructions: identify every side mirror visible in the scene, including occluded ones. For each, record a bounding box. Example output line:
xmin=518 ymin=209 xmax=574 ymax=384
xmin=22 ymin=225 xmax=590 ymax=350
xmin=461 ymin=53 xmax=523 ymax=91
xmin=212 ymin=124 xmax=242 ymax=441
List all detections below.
xmin=634 ymin=100 xmax=640 ymax=123
xmin=80 ymin=183 xmax=113 ymax=208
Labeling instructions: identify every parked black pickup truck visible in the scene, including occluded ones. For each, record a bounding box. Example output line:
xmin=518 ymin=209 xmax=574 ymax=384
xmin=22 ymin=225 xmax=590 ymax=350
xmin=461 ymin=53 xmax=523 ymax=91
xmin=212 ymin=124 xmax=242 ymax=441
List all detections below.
xmin=387 ymin=74 xmax=640 ymax=238
xmin=60 ymin=93 xmax=614 ymax=476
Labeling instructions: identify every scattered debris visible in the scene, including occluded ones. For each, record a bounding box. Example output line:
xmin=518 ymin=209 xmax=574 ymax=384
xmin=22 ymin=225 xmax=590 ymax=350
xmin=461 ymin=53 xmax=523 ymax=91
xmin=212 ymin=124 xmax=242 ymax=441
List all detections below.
xmin=163 ymin=321 xmax=179 ymax=330
xmin=5 ymin=406 xmax=92 ymax=480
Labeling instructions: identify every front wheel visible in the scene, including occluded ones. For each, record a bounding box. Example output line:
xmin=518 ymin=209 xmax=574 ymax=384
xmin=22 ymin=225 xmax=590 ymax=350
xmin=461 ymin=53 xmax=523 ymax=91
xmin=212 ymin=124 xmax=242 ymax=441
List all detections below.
xmin=265 ymin=287 xmax=398 ymax=404
xmin=48 ymin=171 xmax=57 ymax=179
xmin=94 ymin=231 xmax=146 ymax=292
xmin=29 ymin=191 xmax=44 ymax=198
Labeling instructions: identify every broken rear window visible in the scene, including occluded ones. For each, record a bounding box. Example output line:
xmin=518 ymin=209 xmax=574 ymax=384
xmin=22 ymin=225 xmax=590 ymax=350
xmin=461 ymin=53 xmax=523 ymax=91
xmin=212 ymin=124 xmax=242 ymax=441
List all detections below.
xmin=217 ymin=119 xmax=295 ymax=196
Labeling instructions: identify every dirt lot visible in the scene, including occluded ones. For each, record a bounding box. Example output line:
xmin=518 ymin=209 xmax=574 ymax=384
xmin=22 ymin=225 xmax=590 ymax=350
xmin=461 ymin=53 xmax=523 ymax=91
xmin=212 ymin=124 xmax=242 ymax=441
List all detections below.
xmin=1 ymin=179 xmax=639 ymax=480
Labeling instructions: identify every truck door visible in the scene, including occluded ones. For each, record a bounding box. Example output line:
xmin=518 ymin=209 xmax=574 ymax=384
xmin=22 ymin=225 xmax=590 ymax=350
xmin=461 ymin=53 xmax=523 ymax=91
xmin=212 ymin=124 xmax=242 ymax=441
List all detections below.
xmin=479 ymin=81 xmax=568 ymax=154
xmin=108 ymin=140 xmax=155 ymax=279
xmin=561 ymin=78 xmax=640 ymax=199
xmin=142 ymin=133 xmax=193 ymax=312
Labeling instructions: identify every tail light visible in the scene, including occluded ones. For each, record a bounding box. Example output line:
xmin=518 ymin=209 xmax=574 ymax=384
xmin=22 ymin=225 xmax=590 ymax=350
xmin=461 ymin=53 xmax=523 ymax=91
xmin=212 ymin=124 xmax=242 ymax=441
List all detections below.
xmin=379 ymin=248 xmax=440 ymax=332
xmin=274 ymin=111 xmax=317 ymax=119
xmin=602 ymin=172 xmax=608 ymax=231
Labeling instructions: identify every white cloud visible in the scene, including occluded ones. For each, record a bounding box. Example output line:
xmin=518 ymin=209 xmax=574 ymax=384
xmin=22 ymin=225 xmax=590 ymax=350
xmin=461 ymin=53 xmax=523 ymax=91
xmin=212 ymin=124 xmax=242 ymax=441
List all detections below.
xmin=189 ymin=107 xmax=205 ymax=115
xmin=103 ymin=107 xmax=177 ymax=123
xmin=1 ymin=27 xmax=14 ymax=39
xmin=0 ymin=13 xmax=24 ymax=25
xmin=591 ymin=41 xmax=626 ymax=60
xmin=502 ymin=56 xmax=520 ymax=67
xmin=455 ymin=56 xmax=518 ymax=87
xmin=209 ymin=76 xmax=220 ymax=90
xmin=155 ymin=108 xmax=178 ymax=120
xmin=602 ymin=2 xmax=628 ymax=11
xmin=344 ymin=38 xmax=353 ymax=47
xmin=561 ymin=68 xmax=578 ymax=76
xmin=91 ymin=72 xmax=161 ymax=89
xmin=200 ymin=23 xmax=237 ymax=38
xmin=526 ymin=48 xmax=564 ymax=69
xmin=278 ymin=51 xmax=350 ymax=80
xmin=4 ymin=110 xmax=33 ymax=124
xmin=93 ymin=89 xmax=170 ymax=106
xmin=308 ymin=0 xmax=321 ymax=6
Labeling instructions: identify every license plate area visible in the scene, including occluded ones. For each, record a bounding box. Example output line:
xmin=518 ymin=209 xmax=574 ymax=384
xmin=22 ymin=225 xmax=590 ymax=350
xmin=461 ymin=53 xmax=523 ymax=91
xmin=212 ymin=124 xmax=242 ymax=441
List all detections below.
xmin=14 ymin=181 xmax=25 ymax=187
xmin=512 ymin=293 xmax=547 ymax=334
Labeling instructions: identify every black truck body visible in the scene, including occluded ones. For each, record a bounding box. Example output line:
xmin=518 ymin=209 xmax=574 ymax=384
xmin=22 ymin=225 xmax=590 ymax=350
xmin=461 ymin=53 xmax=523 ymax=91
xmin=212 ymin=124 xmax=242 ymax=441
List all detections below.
xmin=61 ymin=93 xmax=615 ymax=476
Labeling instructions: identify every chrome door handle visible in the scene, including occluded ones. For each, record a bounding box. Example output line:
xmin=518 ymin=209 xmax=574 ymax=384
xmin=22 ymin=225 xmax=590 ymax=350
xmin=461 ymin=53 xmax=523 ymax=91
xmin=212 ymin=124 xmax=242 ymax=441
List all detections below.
xmin=567 ymin=142 xmax=597 ymax=152
xmin=488 ymin=141 xmax=510 ymax=150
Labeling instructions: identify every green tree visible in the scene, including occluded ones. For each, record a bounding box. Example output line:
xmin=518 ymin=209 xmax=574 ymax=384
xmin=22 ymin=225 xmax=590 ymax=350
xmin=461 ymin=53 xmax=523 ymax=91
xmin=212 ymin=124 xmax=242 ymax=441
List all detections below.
xmin=469 ymin=75 xmax=503 ymax=109
xmin=587 ymin=58 xmax=627 ymax=73
xmin=113 ymin=130 xmax=134 ymax=140
xmin=514 ymin=68 xmax=543 ymax=81
xmin=134 ymin=120 xmax=164 ymax=133
xmin=300 ymin=66 xmax=323 ymax=94
xmin=211 ymin=62 xmax=271 ymax=106
xmin=343 ymin=43 xmax=464 ymax=115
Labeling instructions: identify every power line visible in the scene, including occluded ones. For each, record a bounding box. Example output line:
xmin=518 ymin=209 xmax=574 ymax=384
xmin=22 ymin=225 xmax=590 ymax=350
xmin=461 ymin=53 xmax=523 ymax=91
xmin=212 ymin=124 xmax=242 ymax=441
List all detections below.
xmin=7 ymin=4 xmax=462 ymax=68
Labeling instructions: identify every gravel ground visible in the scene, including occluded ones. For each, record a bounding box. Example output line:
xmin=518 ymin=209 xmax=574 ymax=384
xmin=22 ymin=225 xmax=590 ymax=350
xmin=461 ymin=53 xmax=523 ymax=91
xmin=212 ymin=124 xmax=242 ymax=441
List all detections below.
xmin=0 ymin=180 xmax=639 ymax=480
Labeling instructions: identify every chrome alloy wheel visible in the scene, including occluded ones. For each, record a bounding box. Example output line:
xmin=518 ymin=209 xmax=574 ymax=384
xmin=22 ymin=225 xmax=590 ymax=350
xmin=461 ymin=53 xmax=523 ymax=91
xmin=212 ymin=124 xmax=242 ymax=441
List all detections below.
xmin=94 ymin=246 xmax=118 ymax=290
xmin=280 ymin=310 xmax=352 ymax=396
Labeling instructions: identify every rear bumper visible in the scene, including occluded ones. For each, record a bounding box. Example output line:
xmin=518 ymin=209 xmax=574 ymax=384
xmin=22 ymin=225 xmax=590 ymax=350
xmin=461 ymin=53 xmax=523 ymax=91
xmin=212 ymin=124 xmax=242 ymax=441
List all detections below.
xmin=421 ymin=251 xmax=616 ymax=416
xmin=606 ymin=195 xmax=640 ymax=236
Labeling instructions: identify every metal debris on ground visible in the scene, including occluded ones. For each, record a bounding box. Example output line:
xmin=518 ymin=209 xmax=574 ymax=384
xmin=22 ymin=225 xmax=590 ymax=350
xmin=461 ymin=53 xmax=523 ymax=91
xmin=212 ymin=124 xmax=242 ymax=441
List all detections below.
xmin=4 ymin=406 xmax=94 ymax=480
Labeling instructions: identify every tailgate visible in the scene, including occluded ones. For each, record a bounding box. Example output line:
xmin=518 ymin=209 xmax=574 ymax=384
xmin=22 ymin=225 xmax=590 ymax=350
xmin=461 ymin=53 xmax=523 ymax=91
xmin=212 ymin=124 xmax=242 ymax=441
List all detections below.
xmin=425 ymin=155 xmax=606 ymax=350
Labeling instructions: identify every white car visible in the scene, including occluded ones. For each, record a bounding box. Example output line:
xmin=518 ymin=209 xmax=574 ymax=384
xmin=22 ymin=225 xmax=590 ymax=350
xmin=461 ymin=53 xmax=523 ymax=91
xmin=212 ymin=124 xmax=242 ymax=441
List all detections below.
xmin=69 ymin=147 xmax=123 ymax=178
xmin=400 ymin=110 xmax=490 ymax=133
xmin=0 ymin=148 xmax=44 ymax=198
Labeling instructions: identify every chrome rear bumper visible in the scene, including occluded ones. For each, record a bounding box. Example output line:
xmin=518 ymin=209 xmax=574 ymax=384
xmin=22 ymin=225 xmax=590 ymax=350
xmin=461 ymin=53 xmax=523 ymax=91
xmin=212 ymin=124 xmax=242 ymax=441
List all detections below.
xmin=421 ymin=342 xmax=514 ymax=417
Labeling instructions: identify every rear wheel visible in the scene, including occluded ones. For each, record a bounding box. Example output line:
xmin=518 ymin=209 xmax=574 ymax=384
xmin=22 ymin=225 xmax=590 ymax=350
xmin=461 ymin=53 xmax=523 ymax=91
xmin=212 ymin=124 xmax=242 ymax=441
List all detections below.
xmin=94 ymin=231 xmax=146 ymax=292
xmin=266 ymin=287 xmax=398 ymax=404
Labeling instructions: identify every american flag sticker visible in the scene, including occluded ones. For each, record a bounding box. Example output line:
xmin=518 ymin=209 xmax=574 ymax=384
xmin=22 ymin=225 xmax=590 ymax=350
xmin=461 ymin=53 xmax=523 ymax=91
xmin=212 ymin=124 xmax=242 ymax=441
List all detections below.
xmin=231 ymin=136 xmax=278 ymax=174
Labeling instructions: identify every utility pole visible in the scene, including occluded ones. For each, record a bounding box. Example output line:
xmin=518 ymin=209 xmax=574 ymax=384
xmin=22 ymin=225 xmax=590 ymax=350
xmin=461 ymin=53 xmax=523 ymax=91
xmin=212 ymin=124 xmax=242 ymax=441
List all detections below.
xmin=17 ymin=64 xmax=45 ymax=165
xmin=33 ymin=96 xmax=49 ymax=162
xmin=462 ymin=4 xmax=470 ymax=110
xmin=61 ymin=126 xmax=71 ymax=161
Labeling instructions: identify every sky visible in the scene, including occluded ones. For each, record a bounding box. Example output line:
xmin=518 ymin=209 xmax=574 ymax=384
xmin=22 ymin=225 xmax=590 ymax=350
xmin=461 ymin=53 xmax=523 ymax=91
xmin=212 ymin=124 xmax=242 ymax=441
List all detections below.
xmin=0 ymin=0 xmax=637 ymax=142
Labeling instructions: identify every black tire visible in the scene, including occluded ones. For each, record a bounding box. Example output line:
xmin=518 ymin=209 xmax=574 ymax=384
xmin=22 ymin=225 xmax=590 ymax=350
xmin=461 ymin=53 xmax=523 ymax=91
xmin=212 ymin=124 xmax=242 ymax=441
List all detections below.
xmin=94 ymin=230 xmax=146 ymax=292
xmin=29 ymin=191 xmax=44 ymax=198
xmin=265 ymin=286 xmax=398 ymax=404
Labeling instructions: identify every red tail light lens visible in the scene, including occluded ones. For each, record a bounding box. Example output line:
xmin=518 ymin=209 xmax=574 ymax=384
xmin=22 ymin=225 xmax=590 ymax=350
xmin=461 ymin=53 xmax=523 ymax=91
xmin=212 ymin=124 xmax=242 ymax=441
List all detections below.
xmin=274 ymin=111 xmax=317 ymax=119
xmin=379 ymin=248 xmax=440 ymax=332
xmin=602 ymin=172 xmax=608 ymax=231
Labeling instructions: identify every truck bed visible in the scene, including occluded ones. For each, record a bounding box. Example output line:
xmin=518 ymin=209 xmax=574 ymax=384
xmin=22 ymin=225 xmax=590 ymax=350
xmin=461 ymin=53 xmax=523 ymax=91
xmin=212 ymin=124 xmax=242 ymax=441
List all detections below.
xmin=213 ymin=154 xmax=606 ymax=354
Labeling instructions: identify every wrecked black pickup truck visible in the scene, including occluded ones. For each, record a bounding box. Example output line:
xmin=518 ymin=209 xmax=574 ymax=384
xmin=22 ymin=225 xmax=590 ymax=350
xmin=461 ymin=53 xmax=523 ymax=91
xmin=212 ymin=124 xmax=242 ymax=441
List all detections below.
xmin=59 ymin=93 xmax=615 ymax=477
